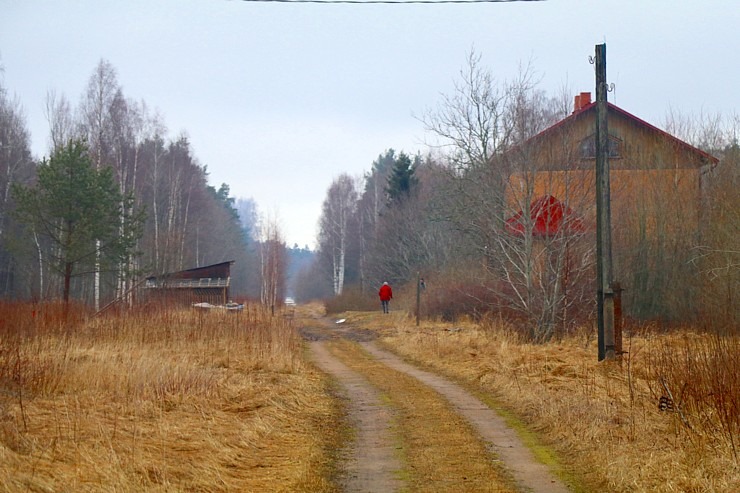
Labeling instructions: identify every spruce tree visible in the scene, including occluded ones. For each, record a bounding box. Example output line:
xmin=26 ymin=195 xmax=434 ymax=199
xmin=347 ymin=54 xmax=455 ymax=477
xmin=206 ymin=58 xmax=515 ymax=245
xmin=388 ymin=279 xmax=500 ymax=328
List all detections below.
xmin=386 ymin=152 xmax=418 ymax=204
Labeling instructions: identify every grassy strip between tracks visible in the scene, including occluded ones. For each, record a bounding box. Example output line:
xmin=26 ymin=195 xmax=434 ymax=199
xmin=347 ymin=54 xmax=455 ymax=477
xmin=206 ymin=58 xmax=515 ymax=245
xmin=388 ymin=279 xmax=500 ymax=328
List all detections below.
xmin=326 ymin=338 xmax=518 ymax=493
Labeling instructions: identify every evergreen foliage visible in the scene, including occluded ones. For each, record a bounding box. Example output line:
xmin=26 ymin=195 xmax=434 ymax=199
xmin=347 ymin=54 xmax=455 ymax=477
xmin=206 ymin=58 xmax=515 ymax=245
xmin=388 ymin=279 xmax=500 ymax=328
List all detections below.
xmin=12 ymin=139 xmax=144 ymax=302
xmin=209 ymin=183 xmax=240 ymax=224
xmin=386 ymin=152 xmax=418 ymax=203
xmin=365 ymin=149 xmax=395 ymax=193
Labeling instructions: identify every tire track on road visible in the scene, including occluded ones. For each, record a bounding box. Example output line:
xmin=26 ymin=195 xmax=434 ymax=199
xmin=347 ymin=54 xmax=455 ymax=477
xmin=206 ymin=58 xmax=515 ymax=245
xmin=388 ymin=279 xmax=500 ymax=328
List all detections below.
xmin=301 ymin=314 xmax=570 ymax=492
xmin=333 ymin=339 xmax=516 ymax=493
xmin=360 ymin=341 xmax=571 ymax=493
xmin=307 ymin=341 xmax=403 ymax=493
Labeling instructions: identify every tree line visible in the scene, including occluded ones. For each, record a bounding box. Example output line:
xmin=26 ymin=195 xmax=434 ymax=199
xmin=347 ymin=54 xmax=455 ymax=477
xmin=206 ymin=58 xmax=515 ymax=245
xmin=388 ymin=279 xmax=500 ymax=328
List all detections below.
xmin=0 ymin=59 xmax=272 ymax=307
xmin=1 ymin=53 xmax=736 ymax=333
xmin=304 ymin=52 xmax=738 ymax=338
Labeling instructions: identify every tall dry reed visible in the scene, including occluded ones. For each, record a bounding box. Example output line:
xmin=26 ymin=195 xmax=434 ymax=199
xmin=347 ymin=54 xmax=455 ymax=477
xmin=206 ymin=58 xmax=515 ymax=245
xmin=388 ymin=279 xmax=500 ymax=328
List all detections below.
xmin=0 ymin=301 xmax=334 ymax=492
xmin=370 ymin=311 xmax=739 ymax=492
xmin=646 ymin=331 xmax=739 ymax=460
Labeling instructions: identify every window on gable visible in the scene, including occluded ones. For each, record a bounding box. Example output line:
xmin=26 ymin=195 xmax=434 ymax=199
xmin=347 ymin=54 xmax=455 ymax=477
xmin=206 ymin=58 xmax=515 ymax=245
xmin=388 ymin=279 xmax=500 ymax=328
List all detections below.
xmin=579 ymin=134 xmax=622 ymax=159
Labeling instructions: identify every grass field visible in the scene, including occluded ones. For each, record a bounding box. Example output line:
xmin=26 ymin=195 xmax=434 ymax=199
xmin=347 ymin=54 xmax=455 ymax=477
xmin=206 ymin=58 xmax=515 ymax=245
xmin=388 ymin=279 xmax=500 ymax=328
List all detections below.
xmin=0 ymin=301 xmax=341 ymax=492
xmin=1 ymin=300 xmax=737 ymax=492
xmin=346 ymin=310 xmax=739 ymax=492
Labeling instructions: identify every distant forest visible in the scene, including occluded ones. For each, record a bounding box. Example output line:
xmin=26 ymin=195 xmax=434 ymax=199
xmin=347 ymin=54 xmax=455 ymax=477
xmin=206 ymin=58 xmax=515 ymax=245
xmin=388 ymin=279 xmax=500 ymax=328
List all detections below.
xmin=1 ymin=55 xmax=737 ymax=334
xmin=303 ymin=53 xmax=738 ymax=336
xmin=0 ymin=59 xmax=314 ymax=307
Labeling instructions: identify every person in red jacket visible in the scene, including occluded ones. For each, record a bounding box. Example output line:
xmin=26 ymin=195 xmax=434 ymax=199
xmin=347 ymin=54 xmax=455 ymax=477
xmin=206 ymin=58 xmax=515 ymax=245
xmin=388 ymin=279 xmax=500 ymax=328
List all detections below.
xmin=378 ymin=282 xmax=393 ymax=313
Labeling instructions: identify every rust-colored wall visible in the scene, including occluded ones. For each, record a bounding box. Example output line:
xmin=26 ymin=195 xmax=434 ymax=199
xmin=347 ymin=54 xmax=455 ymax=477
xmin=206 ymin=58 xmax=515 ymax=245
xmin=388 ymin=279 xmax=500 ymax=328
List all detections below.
xmin=505 ymin=105 xmax=705 ymax=234
xmin=502 ymin=104 xmax=715 ymax=319
xmin=508 ymin=168 xmax=699 ymax=234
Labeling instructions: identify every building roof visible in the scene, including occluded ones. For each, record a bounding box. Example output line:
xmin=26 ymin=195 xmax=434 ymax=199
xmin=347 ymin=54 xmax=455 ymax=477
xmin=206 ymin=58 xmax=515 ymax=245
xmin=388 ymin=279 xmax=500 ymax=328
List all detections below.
xmin=146 ymin=261 xmax=234 ymax=284
xmin=523 ymin=100 xmax=719 ymax=166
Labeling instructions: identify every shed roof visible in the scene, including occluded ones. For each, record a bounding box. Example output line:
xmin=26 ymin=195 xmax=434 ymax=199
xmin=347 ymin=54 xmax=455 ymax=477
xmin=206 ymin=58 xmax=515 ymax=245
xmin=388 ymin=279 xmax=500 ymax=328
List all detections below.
xmin=147 ymin=261 xmax=234 ymax=282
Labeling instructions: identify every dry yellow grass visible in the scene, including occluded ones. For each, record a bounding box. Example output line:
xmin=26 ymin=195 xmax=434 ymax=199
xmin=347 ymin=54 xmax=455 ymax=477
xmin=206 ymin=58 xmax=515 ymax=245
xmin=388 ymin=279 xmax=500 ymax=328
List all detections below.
xmin=343 ymin=310 xmax=739 ymax=492
xmin=0 ymin=302 xmax=341 ymax=492
xmin=5 ymin=300 xmax=734 ymax=492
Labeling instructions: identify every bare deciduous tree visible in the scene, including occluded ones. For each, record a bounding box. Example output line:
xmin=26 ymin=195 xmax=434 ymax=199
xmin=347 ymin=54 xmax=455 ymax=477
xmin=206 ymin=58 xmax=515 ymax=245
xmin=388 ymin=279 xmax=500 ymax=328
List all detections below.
xmin=354 ymin=150 xmax=396 ymax=292
xmin=420 ymin=50 xmax=589 ymax=339
xmin=366 ymin=158 xmax=455 ymax=286
xmin=44 ymin=90 xmax=75 ymax=154
xmin=0 ymin=81 xmax=34 ymax=295
xmin=668 ymin=111 xmax=739 ymax=326
xmin=78 ymin=60 xmax=121 ymax=310
xmin=1 ymin=59 xmax=259 ymax=303
xmin=259 ymin=214 xmax=286 ymax=314
xmin=421 ymin=50 xmax=511 ymax=171
xmin=421 ymin=51 xmax=560 ymax=246
xmin=318 ymin=174 xmax=358 ymax=295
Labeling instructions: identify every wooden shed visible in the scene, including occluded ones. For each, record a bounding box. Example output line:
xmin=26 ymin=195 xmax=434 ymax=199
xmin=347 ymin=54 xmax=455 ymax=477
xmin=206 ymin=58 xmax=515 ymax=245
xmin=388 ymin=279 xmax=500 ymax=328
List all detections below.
xmin=145 ymin=261 xmax=234 ymax=305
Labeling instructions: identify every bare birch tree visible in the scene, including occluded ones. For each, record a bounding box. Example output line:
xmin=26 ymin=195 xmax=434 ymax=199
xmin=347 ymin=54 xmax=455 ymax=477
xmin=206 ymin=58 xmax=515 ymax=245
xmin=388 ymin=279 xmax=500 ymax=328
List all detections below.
xmin=0 ymin=87 xmax=32 ymax=240
xmin=259 ymin=214 xmax=286 ymax=314
xmin=44 ymin=90 xmax=75 ymax=154
xmin=106 ymin=95 xmax=149 ymax=299
xmin=78 ymin=59 xmax=120 ymax=310
xmin=318 ymin=174 xmax=358 ymax=295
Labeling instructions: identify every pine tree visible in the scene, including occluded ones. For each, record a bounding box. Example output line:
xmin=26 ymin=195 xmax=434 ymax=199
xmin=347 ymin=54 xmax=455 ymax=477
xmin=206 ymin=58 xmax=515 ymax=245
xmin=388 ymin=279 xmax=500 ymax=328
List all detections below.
xmin=13 ymin=140 xmax=144 ymax=303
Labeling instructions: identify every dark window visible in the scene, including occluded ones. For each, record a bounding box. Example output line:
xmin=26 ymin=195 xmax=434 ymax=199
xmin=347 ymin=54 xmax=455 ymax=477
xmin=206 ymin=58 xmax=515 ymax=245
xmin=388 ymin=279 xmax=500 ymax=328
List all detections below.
xmin=580 ymin=134 xmax=621 ymax=159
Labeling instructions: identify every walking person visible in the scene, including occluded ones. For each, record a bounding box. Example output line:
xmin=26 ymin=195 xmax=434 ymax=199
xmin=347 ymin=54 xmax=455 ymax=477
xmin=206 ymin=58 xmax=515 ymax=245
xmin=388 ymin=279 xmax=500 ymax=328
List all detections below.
xmin=379 ymin=282 xmax=393 ymax=314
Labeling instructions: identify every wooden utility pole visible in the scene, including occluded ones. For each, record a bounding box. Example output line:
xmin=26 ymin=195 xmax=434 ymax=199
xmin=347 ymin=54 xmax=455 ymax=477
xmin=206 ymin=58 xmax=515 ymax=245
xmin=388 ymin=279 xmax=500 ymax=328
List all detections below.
xmin=595 ymin=43 xmax=616 ymax=361
xmin=415 ymin=272 xmax=422 ymax=326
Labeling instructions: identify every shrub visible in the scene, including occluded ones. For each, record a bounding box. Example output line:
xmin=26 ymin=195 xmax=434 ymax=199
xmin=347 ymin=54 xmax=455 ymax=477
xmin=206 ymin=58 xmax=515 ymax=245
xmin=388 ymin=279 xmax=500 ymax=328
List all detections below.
xmin=424 ymin=281 xmax=501 ymax=322
xmin=324 ymin=286 xmax=379 ymax=314
xmin=647 ymin=331 xmax=739 ymax=460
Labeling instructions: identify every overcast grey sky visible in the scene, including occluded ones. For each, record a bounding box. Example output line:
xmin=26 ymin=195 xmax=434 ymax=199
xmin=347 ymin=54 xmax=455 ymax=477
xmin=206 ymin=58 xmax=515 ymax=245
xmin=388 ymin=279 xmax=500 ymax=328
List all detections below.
xmin=1 ymin=0 xmax=738 ymax=248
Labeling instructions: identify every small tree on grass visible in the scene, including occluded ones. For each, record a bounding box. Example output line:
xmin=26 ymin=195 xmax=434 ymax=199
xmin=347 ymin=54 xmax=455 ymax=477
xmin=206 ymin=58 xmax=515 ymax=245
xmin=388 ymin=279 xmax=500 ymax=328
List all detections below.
xmin=13 ymin=139 xmax=144 ymax=304
xmin=259 ymin=214 xmax=287 ymax=314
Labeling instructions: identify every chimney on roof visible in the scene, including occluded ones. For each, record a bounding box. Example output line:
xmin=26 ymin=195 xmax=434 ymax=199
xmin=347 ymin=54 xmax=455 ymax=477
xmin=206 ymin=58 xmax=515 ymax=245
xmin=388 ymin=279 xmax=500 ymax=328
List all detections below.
xmin=573 ymin=92 xmax=592 ymax=113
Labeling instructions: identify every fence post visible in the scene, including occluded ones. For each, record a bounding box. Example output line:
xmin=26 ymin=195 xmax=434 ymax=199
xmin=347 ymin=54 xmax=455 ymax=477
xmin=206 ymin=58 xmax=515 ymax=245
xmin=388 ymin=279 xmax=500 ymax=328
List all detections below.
xmin=416 ymin=272 xmax=421 ymax=327
xmin=613 ymin=281 xmax=623 ymax=355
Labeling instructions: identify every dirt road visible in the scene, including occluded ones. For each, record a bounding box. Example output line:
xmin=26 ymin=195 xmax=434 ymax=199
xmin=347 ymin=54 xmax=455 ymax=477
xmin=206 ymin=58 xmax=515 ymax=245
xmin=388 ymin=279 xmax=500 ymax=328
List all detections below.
xmin=308 ymin=341 xmax=403 ymax=493
xmin=301 ymin=316 xmax=571 ymax=493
